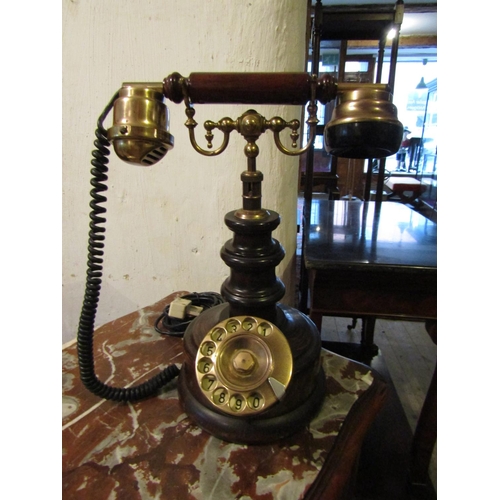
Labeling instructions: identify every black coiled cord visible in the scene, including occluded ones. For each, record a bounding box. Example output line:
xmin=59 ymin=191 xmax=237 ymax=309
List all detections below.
xmin=154 ymin=292 xmax=225 ymax=336
xmin=76 ymin=92 xmax=180 ymax=402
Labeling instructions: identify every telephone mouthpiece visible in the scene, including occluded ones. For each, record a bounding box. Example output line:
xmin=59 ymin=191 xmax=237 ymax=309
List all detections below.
xmin=324 ymin=87 xmax=402 ymax=159
xmin=108 ymin=83 xmax=174 ymax=166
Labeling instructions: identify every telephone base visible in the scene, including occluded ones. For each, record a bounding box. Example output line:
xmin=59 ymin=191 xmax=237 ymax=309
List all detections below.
xmin=179 ymin=302 xmax=325 ymax=444
xmin=178 ymin=364 xmax=325 ymax=444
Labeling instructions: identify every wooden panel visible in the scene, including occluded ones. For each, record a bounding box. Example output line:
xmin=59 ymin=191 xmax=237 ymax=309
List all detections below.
xmin=348 ymin=35 xmax=438 ymax=49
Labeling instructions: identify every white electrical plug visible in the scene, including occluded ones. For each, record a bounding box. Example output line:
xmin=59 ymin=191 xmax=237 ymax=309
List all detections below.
xmin=186 ymin=305 xmax=204 ymax=317
xmin=168 ymin=297 xmax=192 ymax=319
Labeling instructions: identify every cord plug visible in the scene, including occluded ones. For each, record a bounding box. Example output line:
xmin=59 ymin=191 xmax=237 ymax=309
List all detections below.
xmin=186 ymin=304 xmax=204 ymax=317
xmin=168 ymin=297 xmax=192 ymax=319
xmin=155 ymin=292 xmax=225 ymax=336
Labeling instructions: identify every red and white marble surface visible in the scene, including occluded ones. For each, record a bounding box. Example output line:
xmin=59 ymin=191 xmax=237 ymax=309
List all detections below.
xmin=62 ymin=294 xmax=376 ymax=499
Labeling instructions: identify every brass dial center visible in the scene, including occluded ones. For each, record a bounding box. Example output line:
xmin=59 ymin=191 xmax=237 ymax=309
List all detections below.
xmin=232 ymin=350 xmax=256 ymax=373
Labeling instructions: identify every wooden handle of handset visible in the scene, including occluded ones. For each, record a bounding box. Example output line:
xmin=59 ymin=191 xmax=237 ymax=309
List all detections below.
xmin=163 ymin=72 xmax=337 ymax=105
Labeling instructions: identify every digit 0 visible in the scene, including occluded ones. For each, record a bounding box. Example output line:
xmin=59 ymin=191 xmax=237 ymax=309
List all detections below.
xmin=248 ymin=393 xmax=263 ymax=410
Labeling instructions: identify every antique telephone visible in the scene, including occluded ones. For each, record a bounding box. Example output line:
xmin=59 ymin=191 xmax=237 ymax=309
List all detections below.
xmin=77 ymin=71 xmax=402 ymax=444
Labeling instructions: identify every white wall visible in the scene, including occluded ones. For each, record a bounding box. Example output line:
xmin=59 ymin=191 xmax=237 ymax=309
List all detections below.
xmin=62 ymin=0 xmax=308 ymax=344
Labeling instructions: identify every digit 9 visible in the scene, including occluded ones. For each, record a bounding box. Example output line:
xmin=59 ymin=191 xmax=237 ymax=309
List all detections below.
xmin=229 ymin=394 xmax=245 ymax=412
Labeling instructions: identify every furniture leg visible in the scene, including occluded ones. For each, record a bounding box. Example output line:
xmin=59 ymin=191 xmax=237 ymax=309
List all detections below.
xmin=409 ymin=365 xmax=437 ymax=488
xmin=363 ymin=159 xmax=374 ymax=201
xmin=409 ymin=320 xmax=437 ymax=488
xmin=347 ymin=317 xmax=358 ymax=330
xmin=375 ymin=158 xmax=386 ymax=203
xmin=360 ymin=317 xmax=377 ymax=353
xmin=299 ymin=252 xmax=309 ymax=314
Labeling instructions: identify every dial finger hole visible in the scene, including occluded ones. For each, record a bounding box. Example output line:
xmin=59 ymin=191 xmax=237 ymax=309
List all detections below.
xmin=213 ymin=387 xmax=229 ymax=406
xmin=247 ymin=392 xmax=264 ymax=411
xmin=197 ymin=358 xmax=213 ymax=374
xmin=201 ymin=375 xmax=217 ymax=392
xmin=225 ymin=319 xmax=240 ymax=333
xmin=229 ymin=394 xmax=246 ymax=412
xmin=257 ymin=322 xmax=272 ymax=337
xmin=200 ymin=341 xmax=216 ymax=356
xmin=241 ymin=317 xmax=257 ymax=331
xmin=211 ymin=327 xmax=226 ymax=342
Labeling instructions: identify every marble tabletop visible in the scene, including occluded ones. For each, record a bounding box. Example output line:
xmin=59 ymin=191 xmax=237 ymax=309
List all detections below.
xmin=62 ymin=293 xmax=380 ymax=499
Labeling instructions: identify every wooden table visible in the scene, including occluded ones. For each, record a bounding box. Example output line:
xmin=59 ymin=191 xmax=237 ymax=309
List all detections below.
xmin=62 ymin=292 xmax=387 ymax=499
xmin=303 ymin=199 xmax=437 ymax=491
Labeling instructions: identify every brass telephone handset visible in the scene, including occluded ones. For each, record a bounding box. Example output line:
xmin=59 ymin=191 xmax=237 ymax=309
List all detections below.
xmin=77 ymin=72 xmax=402 ymax=443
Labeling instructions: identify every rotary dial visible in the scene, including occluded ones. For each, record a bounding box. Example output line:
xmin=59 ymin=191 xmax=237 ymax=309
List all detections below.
xmin=194 ymin=316 xmax=293 ymax=416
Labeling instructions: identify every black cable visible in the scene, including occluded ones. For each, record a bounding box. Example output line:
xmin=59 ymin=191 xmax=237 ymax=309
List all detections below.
xmin=76 ymin=92 xmax=180 ymax=402
xmin=154 ymin=292 xmax=225 ymax=336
